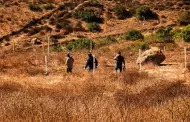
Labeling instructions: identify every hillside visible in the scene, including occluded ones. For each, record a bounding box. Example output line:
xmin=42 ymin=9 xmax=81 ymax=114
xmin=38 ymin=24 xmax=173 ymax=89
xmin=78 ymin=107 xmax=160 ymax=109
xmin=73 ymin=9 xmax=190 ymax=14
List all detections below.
xmin=0 ymin=0 xmax=189 ymax=51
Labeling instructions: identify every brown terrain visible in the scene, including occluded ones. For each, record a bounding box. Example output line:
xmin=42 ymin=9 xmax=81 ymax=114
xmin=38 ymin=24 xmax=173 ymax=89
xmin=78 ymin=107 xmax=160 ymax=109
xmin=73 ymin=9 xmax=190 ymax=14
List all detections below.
xmin=1 ymin=0 xmax=190 ymax=122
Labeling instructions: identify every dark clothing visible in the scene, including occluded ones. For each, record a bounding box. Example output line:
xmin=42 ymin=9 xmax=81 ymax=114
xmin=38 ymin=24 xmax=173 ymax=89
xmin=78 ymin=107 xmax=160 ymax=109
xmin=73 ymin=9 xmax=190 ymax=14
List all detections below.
xmin=66 ymin=55 xmax=74 ymax=73
xmin=114 ymin=54 xmax=125 ymax=72
xmin=67 ymin=68 xmax=72 ymax=73
xmin=115 ymin=65 xmax=122 ymax=72
xmin=66 ymin=57 xmax=74 ymax=69
xmin=85 ymin=54 xmax=98 ymax=71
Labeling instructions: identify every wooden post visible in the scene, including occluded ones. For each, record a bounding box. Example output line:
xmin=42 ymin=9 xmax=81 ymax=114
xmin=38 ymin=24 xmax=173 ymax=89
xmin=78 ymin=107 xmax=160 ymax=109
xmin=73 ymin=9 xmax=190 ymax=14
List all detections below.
xmin=13 ymin=43 xmax=15 ymax=53
xmin=93 ymin=55 xmax=95 ymax=74
xmin=45 ymin=56 xmax=48 ymax=75
xmin=184 ymin=47 xmax=187 ymax=69
xmin=48 ymin=36 xmax=50 ymax=57
xmin=139 ymin=49 xmax=142 ymax=72
xmin=42 ymin=43 xmax=45 ymax=55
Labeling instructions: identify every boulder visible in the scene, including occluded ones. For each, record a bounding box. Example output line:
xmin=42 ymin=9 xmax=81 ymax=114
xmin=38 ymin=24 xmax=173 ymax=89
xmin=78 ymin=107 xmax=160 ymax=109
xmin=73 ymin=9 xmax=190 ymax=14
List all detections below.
xmin=136 ymin=47 xmax=166 ymax=65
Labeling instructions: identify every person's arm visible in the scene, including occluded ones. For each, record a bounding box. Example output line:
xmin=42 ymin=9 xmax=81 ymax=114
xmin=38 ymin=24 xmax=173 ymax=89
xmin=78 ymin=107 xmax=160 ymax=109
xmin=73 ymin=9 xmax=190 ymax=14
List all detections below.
xmin=85 ymin=58 xmax=90 ymax=69
xmin=65 ymin=57 xmax=68 ymax=65
xmin=114 ymin=54 xmax=118 ymax=60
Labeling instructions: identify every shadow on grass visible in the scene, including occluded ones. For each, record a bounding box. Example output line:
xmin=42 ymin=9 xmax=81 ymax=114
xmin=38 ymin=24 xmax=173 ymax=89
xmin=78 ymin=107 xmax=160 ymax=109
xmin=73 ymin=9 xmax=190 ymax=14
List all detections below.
xmin=114 ymin=80 xmax=189 ymax=108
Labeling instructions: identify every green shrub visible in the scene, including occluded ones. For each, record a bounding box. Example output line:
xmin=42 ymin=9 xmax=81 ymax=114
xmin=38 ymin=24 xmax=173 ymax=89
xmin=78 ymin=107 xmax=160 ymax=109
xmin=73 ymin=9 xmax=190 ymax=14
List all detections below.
xmin=135 ymin=41 xmax=149 ymax=50
xmin=44 ymin=3 xmax=55 ymax=10
xmin=50 ymin=44 xmax=64 ymax=52
xmin=66 ymin=38 xmax=94 ymax=50
xmin=124 ymin=41 xmax=149 ymax=51
xmin=29 ymin=4 xmax=42 ymax=12
xmin=87 ymin=22 xmax=101 ymax=32
xmin=178 ymin=12 xmax=190 ymax=25
xmin=136 ymin=6 xmax=157 ymax=20
xmin=181 ymin=25 xmax=190 ymax=42
xmin=124 ymin=30 xmax=144 ymax=41
xmin=95 ymin=36 xmax=117 ymax=47
xmin=112 ymin=5 xmax=130 ymax=19
xmin=172 ymin=29 xmax=182 ymax=39
xmin=72 ymin=9 xmax=102 ymax=23
xmin=155 ymin=27 xmax=174 ymax=43
xmin=56 ymin=21 xmax=73 ymax=33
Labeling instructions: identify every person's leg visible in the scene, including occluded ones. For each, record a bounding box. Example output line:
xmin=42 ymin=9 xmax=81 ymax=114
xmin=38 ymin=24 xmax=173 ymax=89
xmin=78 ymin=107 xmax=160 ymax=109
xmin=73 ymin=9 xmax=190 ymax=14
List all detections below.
xmin=115 ymin=66 xmax=119 ymax=72
xmin=88 ymin=67 xmax=93 ymax=72
xmin=67 ymin=68 xmax=72 ymax=73
xmin=119 ymin=66 xmax=122 ymax=72
xmin=66 ymin=68 xmax=69 ymax=73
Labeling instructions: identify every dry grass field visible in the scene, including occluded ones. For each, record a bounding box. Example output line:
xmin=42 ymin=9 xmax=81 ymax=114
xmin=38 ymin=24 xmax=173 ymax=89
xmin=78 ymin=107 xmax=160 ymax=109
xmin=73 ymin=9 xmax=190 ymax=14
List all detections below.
xmin=0 ymin=46 xmax=190 ymax=122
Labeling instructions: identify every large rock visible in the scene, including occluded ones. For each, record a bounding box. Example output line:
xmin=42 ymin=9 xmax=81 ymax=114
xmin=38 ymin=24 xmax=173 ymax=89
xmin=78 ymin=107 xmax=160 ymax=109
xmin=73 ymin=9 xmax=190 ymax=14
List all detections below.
xmin=136 ymin=47 xmax=166 ymax=65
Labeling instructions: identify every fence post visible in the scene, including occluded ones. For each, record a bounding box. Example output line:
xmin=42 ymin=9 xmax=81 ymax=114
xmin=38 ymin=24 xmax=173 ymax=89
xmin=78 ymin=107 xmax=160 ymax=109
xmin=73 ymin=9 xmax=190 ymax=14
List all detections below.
xmin=93 ymin=55 xmax=95 ymax=74
xmin=48 ymin=36 xmax=50 ymax=57
xmin=45 ymin=56 xmax=48 ymax=75
xmin=184 ymin=47 xmax=187 ymax=69
xmin=42 ymin=43 xmax=45 ymax=55
xmin=13 ymin=43 xmax=15 ymax=53
xmin=139 ymin=49 xmax=142 ymax=72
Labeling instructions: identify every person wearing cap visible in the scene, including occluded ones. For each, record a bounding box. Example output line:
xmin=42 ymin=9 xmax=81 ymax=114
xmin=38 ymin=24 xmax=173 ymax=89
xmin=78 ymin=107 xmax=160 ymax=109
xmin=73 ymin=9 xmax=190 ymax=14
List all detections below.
xmin=65 ymin=53 xmax=74 ymax=73
xmin=114 ymin=51 xmax=125 ymax=72
xmin=84 ymin=53 xmax=98 ymax=72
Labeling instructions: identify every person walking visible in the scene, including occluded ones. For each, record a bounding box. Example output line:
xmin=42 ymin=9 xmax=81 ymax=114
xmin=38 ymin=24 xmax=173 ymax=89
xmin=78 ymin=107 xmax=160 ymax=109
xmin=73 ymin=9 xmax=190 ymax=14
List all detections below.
xmin=65 ymin=53 xmax=74 ymax=73
xmin=114 ymin=51 xmax=125 ymax=72
xmin=84 ymin=53 xmax=98 ymax=72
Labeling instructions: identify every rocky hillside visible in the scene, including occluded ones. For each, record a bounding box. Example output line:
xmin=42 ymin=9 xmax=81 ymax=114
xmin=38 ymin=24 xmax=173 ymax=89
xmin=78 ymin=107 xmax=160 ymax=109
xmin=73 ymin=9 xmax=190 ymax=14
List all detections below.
xmin=0 ymin=0 xmax=189 ymax=51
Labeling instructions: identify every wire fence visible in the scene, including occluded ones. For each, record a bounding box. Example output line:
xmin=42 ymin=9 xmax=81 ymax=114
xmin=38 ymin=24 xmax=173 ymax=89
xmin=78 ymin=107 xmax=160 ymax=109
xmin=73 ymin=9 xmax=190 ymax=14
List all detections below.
xmin=2 ymin=40 xmax=190 ymax=76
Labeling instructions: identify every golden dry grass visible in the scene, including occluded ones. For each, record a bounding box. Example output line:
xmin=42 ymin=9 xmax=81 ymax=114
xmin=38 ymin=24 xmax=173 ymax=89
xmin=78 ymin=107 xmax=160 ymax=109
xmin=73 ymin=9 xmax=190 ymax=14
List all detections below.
xmin=0 ymin=48 xmax=190 ymax=122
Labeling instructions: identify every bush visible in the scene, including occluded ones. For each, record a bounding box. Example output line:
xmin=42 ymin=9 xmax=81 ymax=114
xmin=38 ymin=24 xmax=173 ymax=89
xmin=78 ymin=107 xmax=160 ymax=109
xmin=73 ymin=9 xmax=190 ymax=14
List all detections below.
xmin=72 ymin=9 xmax=102 ymax=23
xmin=172 ymin=29 xmax=182 ymax=39
xmin=66 ymin=38 xmax=94 ymax=50
xmin=136 ymin=6 xmax=157 ymax=20
xmin=135 ymin=41 xmax=149 ymax=50
xmin=44 ymin=3 xmax=55 ymax=10
xmin=178 ymin=12 xmax=190 ymax=25
xmin=50 ymin=44 xmax=64 ymax=52
xmin=87 ymin=22 xmax=101 ymax=32
xmin=112 ymin=5 xmax=130 ymax=19
xmin=56 ymin=21 xmax=73 ymax=33
xmin=95 ymin=36 xmax=117 ymax=47
xmin=29 ymin=4 xmax=42 ymax=12
xmin=124 ymin=30 xmax=144 ymax=41
xmin=181 ymin=25 xmax=190 ymax=42
xmin=155 ymin=27 xmax=174 ymax=43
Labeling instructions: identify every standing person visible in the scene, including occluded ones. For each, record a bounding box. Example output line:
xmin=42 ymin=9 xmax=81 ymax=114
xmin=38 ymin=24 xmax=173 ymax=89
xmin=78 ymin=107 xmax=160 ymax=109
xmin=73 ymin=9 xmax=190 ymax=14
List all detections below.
xmin=114 ymin=51 xmax=125 ymax=72
xmin=65 ymin=53 xmax=74 ymax=73
xmin=84 ymin=53 xmax=98 ymax=72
